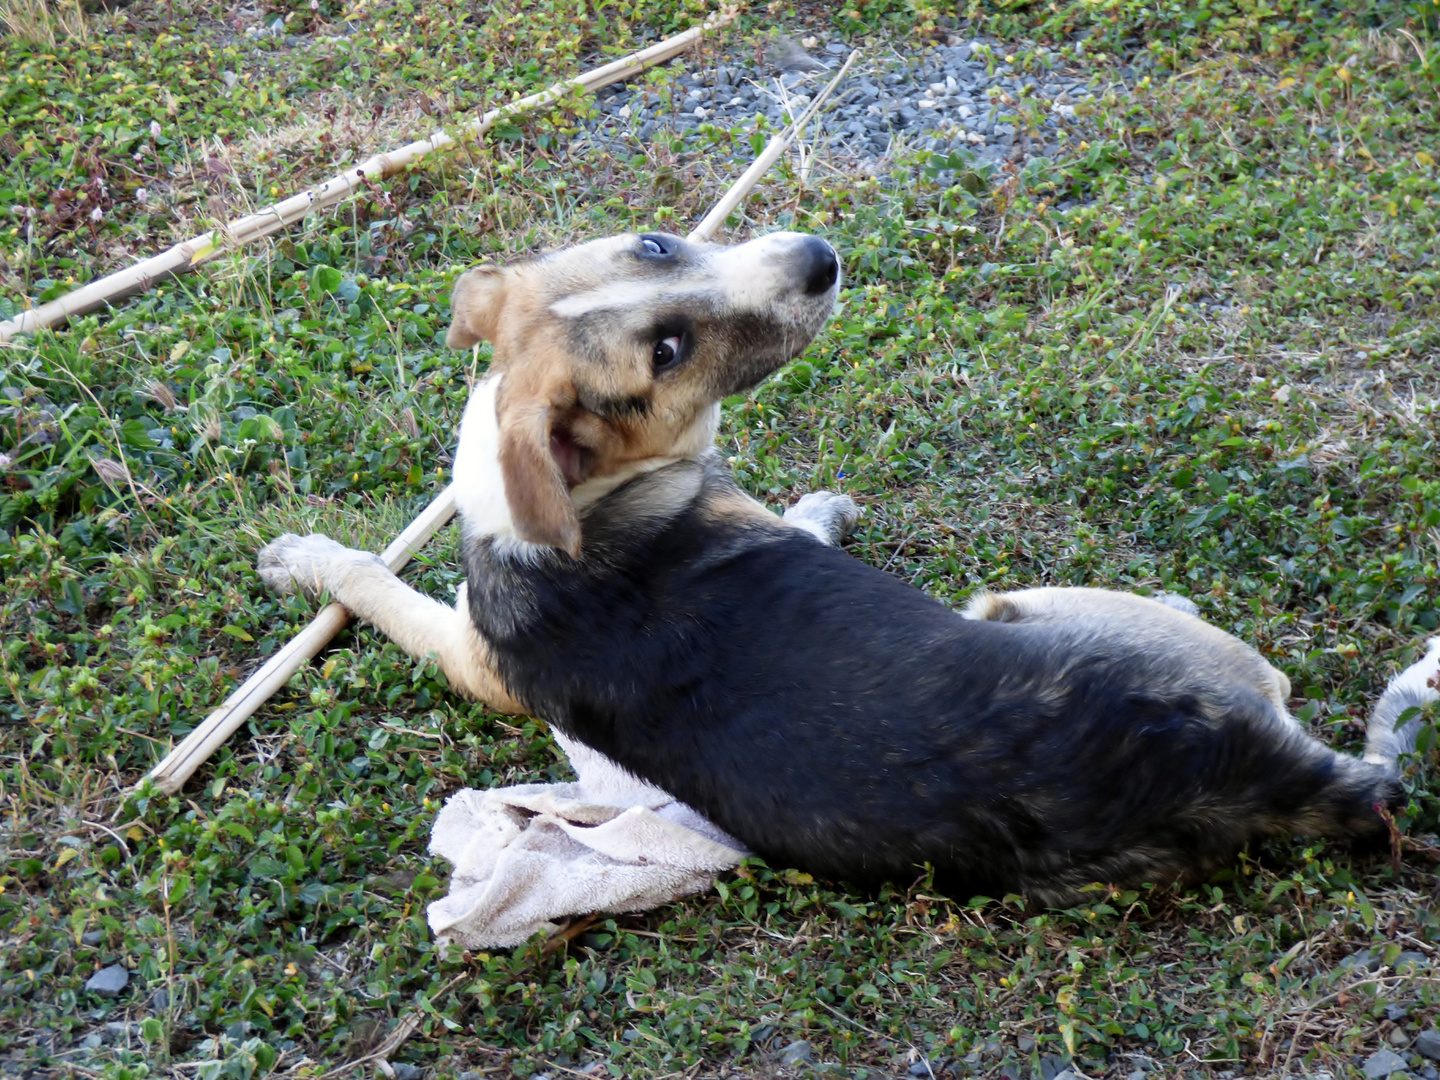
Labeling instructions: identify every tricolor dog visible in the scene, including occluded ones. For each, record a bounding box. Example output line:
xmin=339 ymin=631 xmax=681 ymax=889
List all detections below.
xmin=258 ymin=230 xmax=1436 ymax=905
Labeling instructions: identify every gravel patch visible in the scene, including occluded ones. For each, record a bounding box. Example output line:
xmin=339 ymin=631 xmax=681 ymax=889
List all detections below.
xmin=570 ymin=34 xmax=1126 ymax=177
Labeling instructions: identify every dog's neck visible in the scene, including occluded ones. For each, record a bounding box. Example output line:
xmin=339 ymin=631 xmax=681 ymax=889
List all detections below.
xmin=451 ymin=372 xmax=721 ymax=555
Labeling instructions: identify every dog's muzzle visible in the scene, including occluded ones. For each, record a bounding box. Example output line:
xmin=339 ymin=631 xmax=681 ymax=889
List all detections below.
xmin=797 ymin=235 xmax=840 ymax=297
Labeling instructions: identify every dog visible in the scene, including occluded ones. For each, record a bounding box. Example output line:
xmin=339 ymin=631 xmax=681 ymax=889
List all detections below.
xmin=258 ymin=229 xmax=1436 ymax=905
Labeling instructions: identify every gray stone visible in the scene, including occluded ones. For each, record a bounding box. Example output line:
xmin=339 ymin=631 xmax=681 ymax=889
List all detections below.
xmin=1040 ymin=1056 xmax=1071 ymax=1080
xmin=85 ymin=964 xmax=129 ymax=998
xmin=1363 ymin=1049 xmax=1409 ymax=1079
xmin=1340 ymin=948 xmax=1382 ymax=972
xmin=1422 ymin=1068 xmax=1439 ymax=1080
xmin=1388 ymin=1027 xmax=1412 ymax=1047
xmin=1417 ymin=1030 xmax=1440 ymax=1061
xmin=826 ymin=42 xmax=848 ymax=55
xmin=458 ymin=1073 xmax=483 ymax=1080
xmin=1396 ymin=950 xmax=1428 ymax=970
xmin=81 ymin=930 xmax=104 ymax=946
xmin=150 ymin=988 xmax=170 ymax=1010
xmin=391 ymin=1066 xmax=422 ymax=1080
xmin=778 ymin=1039 xmax=813 ymax=1066
xmin=1016 ymin=1035 xmax=1036 ymax=1053
xmin=908 ymin=1060 xmax=932 ymax=1077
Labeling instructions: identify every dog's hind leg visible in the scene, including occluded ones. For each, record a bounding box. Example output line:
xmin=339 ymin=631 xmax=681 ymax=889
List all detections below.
xmin=1364 ymin=637 xmax=1440 ymax=764
xmin=781 ymin=491 xmax=860 ymax=546
xmin=256 ymin=533 xmax=524 ymax=713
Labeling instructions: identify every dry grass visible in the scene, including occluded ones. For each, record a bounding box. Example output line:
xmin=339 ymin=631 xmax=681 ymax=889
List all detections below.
xmin=0 ymin=0 xmax=87 ymax=46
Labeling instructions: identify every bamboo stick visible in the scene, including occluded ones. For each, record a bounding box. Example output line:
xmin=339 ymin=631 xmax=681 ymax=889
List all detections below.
xmin=143 ymin=50 xmax=859 ymax=796
xmin=0 ymin=8 xmax=738 ymax=344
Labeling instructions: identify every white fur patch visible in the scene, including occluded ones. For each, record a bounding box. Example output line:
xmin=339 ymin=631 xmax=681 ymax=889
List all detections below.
xmin=451 ymin=374 xmax=540 ymax=558
xmin=1364 ymin=636 xmax=1440 ymax=763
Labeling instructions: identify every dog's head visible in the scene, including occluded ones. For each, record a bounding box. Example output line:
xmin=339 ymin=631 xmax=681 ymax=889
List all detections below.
xmin=445 ymin=231 xmax=840 ymax=555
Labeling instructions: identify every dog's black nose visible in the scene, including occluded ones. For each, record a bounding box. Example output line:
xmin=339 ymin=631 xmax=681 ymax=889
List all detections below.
xmin=798 ymin=236 xmax=839 ymax=295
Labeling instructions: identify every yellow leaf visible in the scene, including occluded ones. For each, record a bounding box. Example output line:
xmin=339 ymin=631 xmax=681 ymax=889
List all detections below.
xmin=169 ymin=341 xmax=189 ymax=361
xmin=1337 ymin=66 xmax=1351 ymax=82
xmin=322 ymin=657 xmax=338 ymax=679
xmin=55 ymin=848 xmax=79 ymax=869
xmin=1276 ymin=77 xmax=1295 ymax=90
xmin=127 ymin=825 xmax=144 ymax=841
xmin=1418 ymin=151 xmax=1436 ymax=168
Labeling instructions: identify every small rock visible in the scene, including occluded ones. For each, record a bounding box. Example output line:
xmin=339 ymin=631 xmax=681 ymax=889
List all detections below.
xmin=982 ymin=1040 xmax=1002 ymax=1059
xmin=81 ymin=930 xmax=104 ymax=947
xmin=1388 ymin=1028 xmax=1412 ymax=1048
xmin=150 ymin=989 xmax=171 ymax=1010
xmin=826 ymin=42 xmax=848 ymax=55
xmin=102 ymin=1021 xmax=136 ymax=1044
xmin=391 ymin=1066 xmax=422 ymax=1080
xmin=458 ymin=1074 xmax=483 ymax=1080
xmin=908 ymin=1060 xmax=932 ymax=1077
xmin=1422 ymin=1068 xmax=1439 ymax=1080
xmin=1386 ymin=1002 xmax=1411 ymax=1022
xmin=778 ymin=1039 xmax=813 ymax=1066
xmin=1395 ymin=950 xmax=1428 ymax=970
xmin=1017 ymin=1035 xmax=1036 ymax=1053
xmin=1052 ymin=1073 xmax=1079 ymax=1080
xmin=1363 ymin=1048 xmax=1409 ymax=1079
xmin=1417 ymin=1030 xmax=1440 ymax=1061
xmin=1040 ymin=1056 xmax=1070 ymax=1080
xmin=85 ymin=964 xmax=129 ymax=999
xmin=1126 ymin=1072 xmax=1146 ymax=1080
xmin=997 ymin=1062 xmax=1023 ymax=1080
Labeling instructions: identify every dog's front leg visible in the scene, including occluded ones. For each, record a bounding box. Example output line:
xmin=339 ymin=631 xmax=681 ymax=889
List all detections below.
xmin=256 ymin=533 xmax=524 ymax=713
xmin=781 ymin=491 xmax=860 ymax=546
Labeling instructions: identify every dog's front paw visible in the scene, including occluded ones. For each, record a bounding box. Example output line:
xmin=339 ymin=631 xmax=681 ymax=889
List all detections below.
xmin=256 ymin=532 xmax=356 ymax=602
xmin=783 ymin=491 xmax=861 ymax=546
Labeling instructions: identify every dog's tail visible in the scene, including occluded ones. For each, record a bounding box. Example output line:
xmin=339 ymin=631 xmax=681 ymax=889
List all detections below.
xmin=1363 ymin=637 xmax=1440 ymax=765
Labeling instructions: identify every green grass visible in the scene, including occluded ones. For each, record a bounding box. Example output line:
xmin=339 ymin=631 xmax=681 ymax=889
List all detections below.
xmin=4 ymin=0 xmax=1440 ymax=1076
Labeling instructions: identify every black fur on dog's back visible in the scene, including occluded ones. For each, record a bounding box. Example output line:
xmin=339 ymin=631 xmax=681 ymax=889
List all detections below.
xmin=466 ymin=456 xmax=1399 ymax=903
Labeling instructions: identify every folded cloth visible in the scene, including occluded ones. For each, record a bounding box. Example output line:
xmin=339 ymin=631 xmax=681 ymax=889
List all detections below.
xmin=427 ymin=730 xmax=746 ymax=949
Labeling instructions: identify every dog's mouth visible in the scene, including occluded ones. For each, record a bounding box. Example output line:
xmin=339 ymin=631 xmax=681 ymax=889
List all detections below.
xmin=550 ymin=429 xmax=594 ymax=488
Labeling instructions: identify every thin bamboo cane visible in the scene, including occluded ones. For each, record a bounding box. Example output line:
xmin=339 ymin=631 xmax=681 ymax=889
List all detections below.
xmin=0 ymin=8 xmax=737 ymax=344
xmin=143 ymin=51 xmax=859 ymax=796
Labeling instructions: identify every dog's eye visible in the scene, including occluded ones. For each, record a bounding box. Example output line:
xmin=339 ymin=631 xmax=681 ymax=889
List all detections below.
xmin=653 ymin=335 xmax=683 ymax=371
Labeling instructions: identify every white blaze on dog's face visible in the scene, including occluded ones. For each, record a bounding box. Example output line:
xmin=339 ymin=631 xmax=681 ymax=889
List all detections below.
xmin=445 ymin=231 xmax=841 ymax=556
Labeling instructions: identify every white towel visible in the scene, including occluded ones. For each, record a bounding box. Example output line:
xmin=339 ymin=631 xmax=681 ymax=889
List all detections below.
xmin=427 ymin=731 xmax=746 ymax=949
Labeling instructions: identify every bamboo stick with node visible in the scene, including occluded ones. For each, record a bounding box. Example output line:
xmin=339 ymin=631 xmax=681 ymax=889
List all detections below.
xmin=143 ymin=50 xmax=860 ymax=796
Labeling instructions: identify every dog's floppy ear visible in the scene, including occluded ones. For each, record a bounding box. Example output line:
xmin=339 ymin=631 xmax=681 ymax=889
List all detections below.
xmin=446 ymin=264 xmax=506 ymax=349
xmin=495 ymin=372 xmax=582 ymax=557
